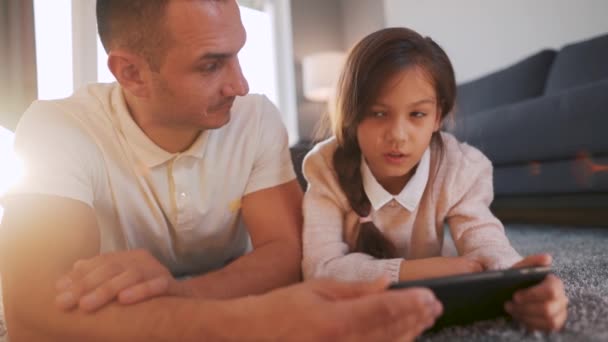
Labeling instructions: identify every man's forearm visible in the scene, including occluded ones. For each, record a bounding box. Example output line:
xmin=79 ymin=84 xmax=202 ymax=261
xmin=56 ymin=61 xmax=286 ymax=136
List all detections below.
xmin=6 ymin=294 xmax=249 ymax=342
xmin=182 ymin=240 xmax=301 ymax=299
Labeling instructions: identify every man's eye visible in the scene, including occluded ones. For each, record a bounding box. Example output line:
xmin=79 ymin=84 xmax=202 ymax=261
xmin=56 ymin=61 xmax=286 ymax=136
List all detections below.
xmin=372 ymin=111 xmax=386 ymax=117
xmin=201 ymin=62 xmax=219 ymax=73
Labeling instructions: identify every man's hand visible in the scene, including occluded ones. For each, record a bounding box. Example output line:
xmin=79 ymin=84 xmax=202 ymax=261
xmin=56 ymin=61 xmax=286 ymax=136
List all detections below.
xmin=399 ymin=256 xmax=483 ymax=282
xmin=505 ymin=254 xmax=568 ymax=332
xmin=55 ymin=249 xmax=189 ymax=312
xmin=244 ymin=277 xmax=443 ymax=342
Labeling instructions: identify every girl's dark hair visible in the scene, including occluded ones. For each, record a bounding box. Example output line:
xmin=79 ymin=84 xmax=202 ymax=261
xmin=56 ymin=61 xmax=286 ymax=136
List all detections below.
xmin=330 ymin=27 xmax=456 ymax=259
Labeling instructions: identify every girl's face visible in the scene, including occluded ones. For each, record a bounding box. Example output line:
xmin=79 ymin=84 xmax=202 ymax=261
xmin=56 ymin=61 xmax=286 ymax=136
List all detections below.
xmin=357 ymin=66 xmax=441 ymax=194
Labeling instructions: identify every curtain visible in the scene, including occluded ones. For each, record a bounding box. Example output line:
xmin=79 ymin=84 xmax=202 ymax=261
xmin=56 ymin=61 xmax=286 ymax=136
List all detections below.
xmin=0 ymin=0 xmax=37 ymax=131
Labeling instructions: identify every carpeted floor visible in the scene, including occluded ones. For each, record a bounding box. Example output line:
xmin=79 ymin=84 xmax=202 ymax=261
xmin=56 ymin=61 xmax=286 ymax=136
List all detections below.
xmin=0 ymin=224 xmax=606 ymax=341
xmin=421 ymin=224 xmax=608 ymax=342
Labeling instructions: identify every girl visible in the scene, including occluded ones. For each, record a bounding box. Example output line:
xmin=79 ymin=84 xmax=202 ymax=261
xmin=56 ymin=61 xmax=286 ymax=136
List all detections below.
xmin=302 ymin=27 xmax=567 ymax=332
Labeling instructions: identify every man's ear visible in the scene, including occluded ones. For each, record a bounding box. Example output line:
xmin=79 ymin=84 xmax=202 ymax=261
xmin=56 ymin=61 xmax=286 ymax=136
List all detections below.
xmin=107 ymin=50 xmax=151 ymax=98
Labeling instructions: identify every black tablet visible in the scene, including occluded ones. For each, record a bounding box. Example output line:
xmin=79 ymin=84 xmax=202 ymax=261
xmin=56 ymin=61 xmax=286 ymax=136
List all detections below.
xmin=389 ymin=266 xmax=552 ymax=331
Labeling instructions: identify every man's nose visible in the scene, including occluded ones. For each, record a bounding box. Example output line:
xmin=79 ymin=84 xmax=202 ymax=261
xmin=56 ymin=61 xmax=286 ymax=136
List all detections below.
xmin=222 ymin=59 xmax=249 ymax=97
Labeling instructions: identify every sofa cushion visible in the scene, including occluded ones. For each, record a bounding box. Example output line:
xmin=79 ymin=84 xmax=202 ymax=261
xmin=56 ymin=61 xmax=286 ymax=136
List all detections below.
xmin=452 ymin=79 xmax=608 ymax=166
xmin=545 ymin=33 xmax=608 ymax=95
xmin=456 ymin=49 xmax=556 ymax=116
xmin=494 ymin=156 xmax=608 ymax=195
xmin=290 ymin=140 xmax=313 ymax=190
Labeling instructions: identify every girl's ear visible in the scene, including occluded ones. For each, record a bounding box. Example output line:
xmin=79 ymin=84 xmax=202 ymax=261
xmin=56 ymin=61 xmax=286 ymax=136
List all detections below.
xmin=433 ymin=107 xmax=443 ymax=132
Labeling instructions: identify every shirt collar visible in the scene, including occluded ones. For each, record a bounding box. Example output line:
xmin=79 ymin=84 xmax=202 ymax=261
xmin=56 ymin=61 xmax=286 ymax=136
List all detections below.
xmin=361 ymin=147 xmax=430 ymax=212
xmin=109 ymin=84 xmax=209 ymax=168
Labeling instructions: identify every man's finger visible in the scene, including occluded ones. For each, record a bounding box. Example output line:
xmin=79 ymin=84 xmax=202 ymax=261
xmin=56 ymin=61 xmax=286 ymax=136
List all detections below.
xmin=75 ymin=262 xmax=126 ymax=296
xmin=78 ymin=270 xmax=144 ymax=312
xmin=339 ymin=288 xmax=441 ymax=341
xmin=56 ymin=261 xmax=120 ymax=310
xmin=118 ymin=276 xmax=170 ymax=304
xmin=56 ymin=257 xmax=97 ymax=290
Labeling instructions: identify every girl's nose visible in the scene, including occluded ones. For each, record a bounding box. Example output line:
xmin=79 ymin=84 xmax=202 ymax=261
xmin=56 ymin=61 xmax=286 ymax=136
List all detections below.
xmin=386 ymin=116 xmax=409 ymax=145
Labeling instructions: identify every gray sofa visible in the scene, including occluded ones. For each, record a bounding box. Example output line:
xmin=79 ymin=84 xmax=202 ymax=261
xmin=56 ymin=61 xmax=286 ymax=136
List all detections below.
xmin=448 ymin=33 xmax=608 ymax=226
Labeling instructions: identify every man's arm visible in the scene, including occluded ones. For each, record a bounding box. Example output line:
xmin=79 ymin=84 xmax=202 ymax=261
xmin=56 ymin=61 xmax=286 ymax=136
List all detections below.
xmin=49 ymin=179 xmax=303 ymax=311
xmin=0 ymin=194 xmax=442 ymax=341
xmin=182 ymin=179 xmax=303 ymax=298
xmin=0 ymin=195 xmax=240 ymax=341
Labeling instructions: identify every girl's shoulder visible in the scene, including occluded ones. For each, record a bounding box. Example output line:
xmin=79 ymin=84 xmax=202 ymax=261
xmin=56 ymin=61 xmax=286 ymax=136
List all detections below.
xmin=433 ymin=133 xmax=494 ymax=196
xmin=437 ymin=132 xmax=492 ymax=168
xmin=301 ymin=137 xmax=347 ymax=194
xmin=302 ymin=137 xmax=339 ymax=172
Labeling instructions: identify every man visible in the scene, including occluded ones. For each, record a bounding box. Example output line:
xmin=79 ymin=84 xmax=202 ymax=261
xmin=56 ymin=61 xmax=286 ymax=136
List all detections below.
xmin=0 ymin=0 xmax=442 ymax=340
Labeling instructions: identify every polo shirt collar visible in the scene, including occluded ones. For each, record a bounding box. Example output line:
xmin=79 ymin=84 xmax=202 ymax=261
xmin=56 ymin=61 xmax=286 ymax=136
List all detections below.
xmin=361 ymin=147 xmax=430 ymax=212
xmin=110 ymin=85 xmax=208 ymax=168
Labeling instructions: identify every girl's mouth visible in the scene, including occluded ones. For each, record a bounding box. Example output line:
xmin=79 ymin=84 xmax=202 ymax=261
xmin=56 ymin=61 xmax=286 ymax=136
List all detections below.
xmin=383 ymin=152 xmax=408 ymax=165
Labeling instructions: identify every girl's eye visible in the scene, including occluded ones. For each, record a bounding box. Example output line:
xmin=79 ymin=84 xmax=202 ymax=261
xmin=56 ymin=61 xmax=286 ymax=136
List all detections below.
xmin=411 ymin=111 xmax=426 ymax=118
xmin=372 ymin=111 xmax=386 ymax=118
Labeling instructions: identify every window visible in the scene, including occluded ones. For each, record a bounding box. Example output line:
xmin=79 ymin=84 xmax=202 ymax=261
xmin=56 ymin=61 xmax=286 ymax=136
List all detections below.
xmin=0 ymin=127 xmax=24 ymax=222
xmin=33 ymin=0 xmax=74 ymax=100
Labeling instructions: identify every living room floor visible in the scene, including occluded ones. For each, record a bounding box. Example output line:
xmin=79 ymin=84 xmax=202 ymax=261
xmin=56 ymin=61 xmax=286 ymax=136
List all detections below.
xmin=422 ymin=224 xmax=608 ymax=342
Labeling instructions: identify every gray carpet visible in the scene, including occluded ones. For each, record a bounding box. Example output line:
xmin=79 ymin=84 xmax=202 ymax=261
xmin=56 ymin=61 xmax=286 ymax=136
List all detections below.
xmin=421 ymin=224 xmax=608 ymax=342
xmin=0 ymin=224 xmax=606 ymax=341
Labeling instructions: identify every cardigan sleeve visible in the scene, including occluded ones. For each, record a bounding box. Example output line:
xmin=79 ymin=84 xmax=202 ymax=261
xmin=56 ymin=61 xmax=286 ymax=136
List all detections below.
xmin=445 ymin=146 xmax=522 ymax=270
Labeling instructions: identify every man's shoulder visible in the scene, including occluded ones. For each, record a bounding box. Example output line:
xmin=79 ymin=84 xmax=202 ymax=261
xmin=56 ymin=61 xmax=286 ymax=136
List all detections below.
xmin=15 ymin=84 xmax=117 ymax=154
xmin=19 ymin=83 xmax=115 ymax=131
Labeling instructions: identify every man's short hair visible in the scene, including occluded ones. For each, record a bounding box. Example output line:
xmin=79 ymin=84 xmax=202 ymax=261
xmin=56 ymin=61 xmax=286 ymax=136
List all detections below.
xmin=96 ymin=0 xmax=172 ymax=71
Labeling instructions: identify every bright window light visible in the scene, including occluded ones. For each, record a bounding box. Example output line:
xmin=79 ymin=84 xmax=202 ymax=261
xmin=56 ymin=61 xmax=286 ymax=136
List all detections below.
xmin=97 ymin=35 xmax=115 ymax=83
xmin=239 ymin=6 xmax=279 ymax=105
xmin=33 ymin=0 xmax=74 ymax=100
xmin=0 ymin=126 xmax=25 ymax=222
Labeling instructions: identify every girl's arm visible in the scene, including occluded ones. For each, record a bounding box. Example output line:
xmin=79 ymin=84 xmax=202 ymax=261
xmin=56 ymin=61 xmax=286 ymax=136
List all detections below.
xmin=445 ymin=152 xmax=522 ymax=270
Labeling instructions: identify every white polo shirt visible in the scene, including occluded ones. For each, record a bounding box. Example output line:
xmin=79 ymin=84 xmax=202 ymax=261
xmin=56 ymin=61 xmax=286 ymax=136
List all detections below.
xmin=7 ymin=83 xmax=296 ymax=276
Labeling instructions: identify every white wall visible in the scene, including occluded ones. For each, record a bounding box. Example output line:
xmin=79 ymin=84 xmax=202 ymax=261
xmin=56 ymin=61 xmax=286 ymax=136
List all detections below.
xmin=384 ymin=0 xmax=608 ymax=83
xmin=340 ymin=0 xmax=385 ymax=50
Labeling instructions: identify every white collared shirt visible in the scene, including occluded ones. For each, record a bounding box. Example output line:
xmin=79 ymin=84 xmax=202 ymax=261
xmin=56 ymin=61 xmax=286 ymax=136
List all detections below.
xmin=361 ymin=148 xmax=430 ymax=212
xmin=8 ymin=83 xmax=296 ymax=276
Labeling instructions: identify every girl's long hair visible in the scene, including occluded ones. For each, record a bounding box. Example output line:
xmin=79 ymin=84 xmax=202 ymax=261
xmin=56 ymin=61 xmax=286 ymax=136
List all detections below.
xmin=330 ymin=27 xmax=456 ymax=258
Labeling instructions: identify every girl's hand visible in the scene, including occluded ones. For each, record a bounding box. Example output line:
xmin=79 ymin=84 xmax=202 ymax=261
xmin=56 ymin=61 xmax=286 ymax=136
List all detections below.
xmin=399 ymin=256 xmax=483 ymax=282
xmin=506 ymin=254 xmax=568 ymax=332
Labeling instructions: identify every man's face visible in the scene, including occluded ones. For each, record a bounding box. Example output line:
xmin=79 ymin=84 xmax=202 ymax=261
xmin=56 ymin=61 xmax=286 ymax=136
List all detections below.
xmin=146 ymin=0 xmax=249 ymax=130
